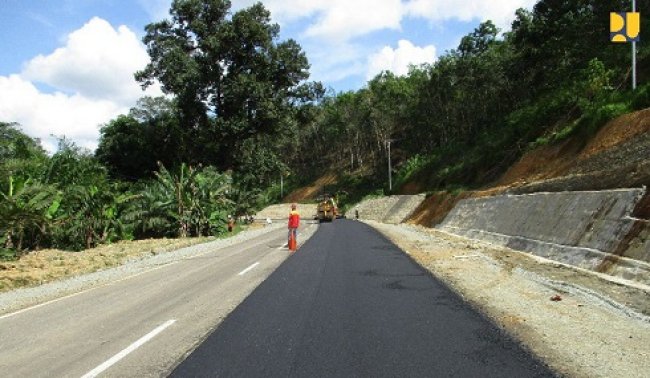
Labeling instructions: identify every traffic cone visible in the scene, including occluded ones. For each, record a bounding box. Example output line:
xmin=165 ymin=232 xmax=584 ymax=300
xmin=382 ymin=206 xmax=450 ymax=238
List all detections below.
xmin=289 ymin=233 xmax=297 ymax=251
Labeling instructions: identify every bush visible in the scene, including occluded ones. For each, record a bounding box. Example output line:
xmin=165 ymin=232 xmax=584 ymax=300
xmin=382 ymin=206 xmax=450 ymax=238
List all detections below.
xmin=574 ymin=102 xmax=631 ymax=138
xmin=0 ymin=247 xmax=16 ymax=261
xmin=631 ymin=83 xmax=650 ymax=110
xmin=394 ymin=154 xmax=434 ymax=189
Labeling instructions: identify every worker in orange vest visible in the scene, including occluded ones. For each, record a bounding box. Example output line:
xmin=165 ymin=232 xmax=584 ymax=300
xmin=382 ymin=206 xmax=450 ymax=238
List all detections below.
xmin=288 ymin=203 xmax=300 ymax=251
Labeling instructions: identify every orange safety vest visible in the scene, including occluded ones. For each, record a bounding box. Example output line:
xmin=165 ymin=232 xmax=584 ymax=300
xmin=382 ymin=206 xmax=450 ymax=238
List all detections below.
xmin=288 ymin=210 xmax=300 ymax=228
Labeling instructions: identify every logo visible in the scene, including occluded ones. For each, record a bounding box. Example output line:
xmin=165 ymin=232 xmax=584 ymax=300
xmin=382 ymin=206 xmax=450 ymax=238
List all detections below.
xmin=611 ymin=12 xmax=640 ymax=42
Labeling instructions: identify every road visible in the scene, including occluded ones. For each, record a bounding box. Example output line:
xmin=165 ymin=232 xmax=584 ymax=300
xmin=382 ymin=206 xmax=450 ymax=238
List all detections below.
xmin=0 ymin=224 xmax=315 ymax=378
xmin=172 ymin=220 xmax=555 ymax=377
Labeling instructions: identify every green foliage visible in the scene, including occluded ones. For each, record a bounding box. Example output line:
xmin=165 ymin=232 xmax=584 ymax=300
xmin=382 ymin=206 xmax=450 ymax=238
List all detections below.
xmin=631 ymin=83 xmax=650 ymax=110
xmin=44 ymin=138 xmax=108 ymax=187
xmin=96 ymin=101 xmax=183 ymax=181
xmin=0 ymin=247 xmax=16 ymax=261
xmin=52 ymin=184 xmax=128 ymax=250
xmin=4 ymin=0 xmax=649 ymax=258
xmin=0 ymin=176 xmax=60 ymax=253
xmin=126 ymin=163 xmax=233 ymax=239
xmin=286 ymin=1 xmax=647 ymax=195
xmin=135 ymin=0 xmax=318 ymax=172
xmin=394 ymin=154 xmax=433 ymax=190
xmin=0 ymin=122 xmax=48 ymax=195
xmin=573 ymin=102 xmax=631 ymax=138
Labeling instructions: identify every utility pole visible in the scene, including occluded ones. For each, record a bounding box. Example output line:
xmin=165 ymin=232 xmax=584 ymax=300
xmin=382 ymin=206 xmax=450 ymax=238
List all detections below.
xmin=633 ymin=0 xmax=637 ymax=90
xmin=280 ymin=174 xmax=284 ymax=198
xmin=387 ymin=139 xmax=393 ymax=192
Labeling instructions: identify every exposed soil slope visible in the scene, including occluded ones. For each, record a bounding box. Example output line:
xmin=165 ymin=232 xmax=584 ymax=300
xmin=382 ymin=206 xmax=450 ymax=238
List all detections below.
xmin=496 ymin=107 xmax=650 ymax=192
xmin=283 ymin=172 xmax=338 ymax=203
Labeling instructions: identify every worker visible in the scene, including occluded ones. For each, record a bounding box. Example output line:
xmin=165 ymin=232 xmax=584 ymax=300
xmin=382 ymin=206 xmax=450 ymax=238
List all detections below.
xmin=288 ymin=203 xmax=300 ymax=251
xmin=227 ymin=215 xmax=234 ymax=232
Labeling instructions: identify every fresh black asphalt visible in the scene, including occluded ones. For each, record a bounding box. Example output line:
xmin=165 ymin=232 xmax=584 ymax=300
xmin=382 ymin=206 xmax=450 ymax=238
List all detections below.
xmin=171 ymin=220 xmax=555 ymax=377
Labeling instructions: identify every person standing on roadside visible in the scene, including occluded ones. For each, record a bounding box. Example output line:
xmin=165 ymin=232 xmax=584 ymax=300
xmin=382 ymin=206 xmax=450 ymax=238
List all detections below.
xmin=288 ymin=203 xmax=300 ymax=251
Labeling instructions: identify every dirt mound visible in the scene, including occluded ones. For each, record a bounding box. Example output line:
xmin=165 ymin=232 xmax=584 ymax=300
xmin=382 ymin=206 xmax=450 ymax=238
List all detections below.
xmin=283 ymin=173 xmax=338 ymax=203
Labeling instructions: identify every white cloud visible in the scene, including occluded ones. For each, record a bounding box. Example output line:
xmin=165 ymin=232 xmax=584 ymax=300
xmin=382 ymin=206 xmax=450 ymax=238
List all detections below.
xmin=302 ymin=41 xmax=367 ymax=84
xmin=233 ymin=0 xmax=403 ymax=42
xmin=234 ymin=1 xmax=535 ymax=41
xmin=22 ymin=17 xmax=155 ymax=104
xmin=405 ymin=0 xmax=538 ymax=30
xmin=367 ymin=40 xmax=436 ymax=79
xmin=0 ymin=75 xmax=122 ymax=152
xmin=0 ymin=18 xmax=161 ymax=153
xmin=232 ymin=1 xmax=535 ymax=85
xmin=304 ymin=0 xmax=403 ymax=42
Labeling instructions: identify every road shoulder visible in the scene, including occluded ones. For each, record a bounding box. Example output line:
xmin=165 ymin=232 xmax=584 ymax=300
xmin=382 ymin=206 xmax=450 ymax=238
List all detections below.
xmin=0 ymin=223 xmax=318 ymax=317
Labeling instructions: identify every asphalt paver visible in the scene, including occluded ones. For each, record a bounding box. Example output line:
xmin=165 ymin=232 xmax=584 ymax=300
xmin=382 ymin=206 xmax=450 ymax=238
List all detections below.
xmin=171 ymin=220 xmax=555 ymax=377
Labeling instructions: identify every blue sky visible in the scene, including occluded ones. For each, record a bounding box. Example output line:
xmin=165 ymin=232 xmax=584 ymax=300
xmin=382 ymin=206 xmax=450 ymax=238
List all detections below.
xmin=0 ymin=0 xmax=537 ymax=152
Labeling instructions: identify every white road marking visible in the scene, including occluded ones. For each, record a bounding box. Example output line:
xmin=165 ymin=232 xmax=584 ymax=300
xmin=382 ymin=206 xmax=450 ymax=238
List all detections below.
xmin=80 ymin=319 xmax=176 ymax=378
xmin=1 ymin=227 xmax=292 ymax=320
xmin=238 ymin=262 xmax=260 ymax=276
xmin=0 ymin=263 xmax=177 ymax=321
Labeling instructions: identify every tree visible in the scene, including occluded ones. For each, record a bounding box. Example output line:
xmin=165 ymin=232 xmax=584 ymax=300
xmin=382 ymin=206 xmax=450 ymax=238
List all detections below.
xmin=0 ymin=122 xmax=47 ymax=194
xmin=459 ymin=21 xmax=499 ymax=57
xmin=132 ymin=163 xmax=233 ymax=238
xmin=96 ymin=97 xmax=183 ymax=180
xmin=135 ymin=0 xmax=316 ymax=170
xmin=43 ymin=138 xmax=107 ymax=187
xmin=0 ymin=176 xmax=60 ymax=254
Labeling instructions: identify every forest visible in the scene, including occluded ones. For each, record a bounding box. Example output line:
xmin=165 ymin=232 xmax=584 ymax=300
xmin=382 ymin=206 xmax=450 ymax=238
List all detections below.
xmin=2 ymin=0 xmax=650 ymax=259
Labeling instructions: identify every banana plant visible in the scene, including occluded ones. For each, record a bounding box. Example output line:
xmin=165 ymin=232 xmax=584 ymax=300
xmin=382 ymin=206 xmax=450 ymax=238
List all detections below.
xmin=154 ymin=162 xmax=197 ymax=237
xmin=0 ymin=175 xmax=60 ymax=254
xmin=59 ymin=184 xmax=131 ymax=250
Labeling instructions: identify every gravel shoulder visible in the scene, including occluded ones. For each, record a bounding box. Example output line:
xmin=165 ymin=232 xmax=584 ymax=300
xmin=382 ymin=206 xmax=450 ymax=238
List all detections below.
xmin=0 ymin=223 xmax=295 ymax=316
xmin=367 ymin=220 xmax=650 ymax=378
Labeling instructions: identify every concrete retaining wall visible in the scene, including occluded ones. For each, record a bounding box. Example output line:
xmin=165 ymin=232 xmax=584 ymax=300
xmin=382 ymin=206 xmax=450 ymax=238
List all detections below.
xmin=438 ymin=189 xmax=650 ymax=285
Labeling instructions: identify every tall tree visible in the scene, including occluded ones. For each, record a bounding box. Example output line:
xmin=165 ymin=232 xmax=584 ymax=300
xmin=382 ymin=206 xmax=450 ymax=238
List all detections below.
xmin=135 ymin=0 xmax=315 ymax=169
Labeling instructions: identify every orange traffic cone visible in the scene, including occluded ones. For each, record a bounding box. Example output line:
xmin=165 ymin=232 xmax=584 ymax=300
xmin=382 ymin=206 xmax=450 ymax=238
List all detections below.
xmin=289 ymin=233 xmax=297 ymax=251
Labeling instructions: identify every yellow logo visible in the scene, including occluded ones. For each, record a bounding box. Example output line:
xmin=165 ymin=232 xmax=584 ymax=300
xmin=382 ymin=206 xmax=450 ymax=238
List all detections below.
xmin=611 ymin=12 xmax=640 ymax=42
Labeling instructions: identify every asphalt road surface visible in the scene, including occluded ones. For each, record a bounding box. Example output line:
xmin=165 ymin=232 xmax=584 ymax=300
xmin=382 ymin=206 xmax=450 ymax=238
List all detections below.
xmin=0 ymin=225 xmax=314 ymax=378
xmin=172 ymin=220 xmax=555 ymax=377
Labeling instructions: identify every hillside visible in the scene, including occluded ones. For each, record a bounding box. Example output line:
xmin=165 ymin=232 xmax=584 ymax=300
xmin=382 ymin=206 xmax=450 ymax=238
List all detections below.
xmin=405 ymin=107 xmax=650 ymax=227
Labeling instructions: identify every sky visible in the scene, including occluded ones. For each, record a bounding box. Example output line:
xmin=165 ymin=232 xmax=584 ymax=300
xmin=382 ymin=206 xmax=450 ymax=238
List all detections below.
xmin=0 ymin=0 xmax=538 ymax=153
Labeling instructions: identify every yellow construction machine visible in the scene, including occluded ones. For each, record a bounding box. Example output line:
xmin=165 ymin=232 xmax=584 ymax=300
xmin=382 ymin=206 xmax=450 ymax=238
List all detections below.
xmin=316 ymin=194 xmax=338 ymax=222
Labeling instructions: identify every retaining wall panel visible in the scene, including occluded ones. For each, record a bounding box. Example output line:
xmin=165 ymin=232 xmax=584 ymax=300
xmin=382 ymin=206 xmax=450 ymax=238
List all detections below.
xmin=438 ymin=189 xmax=649 ymax=285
